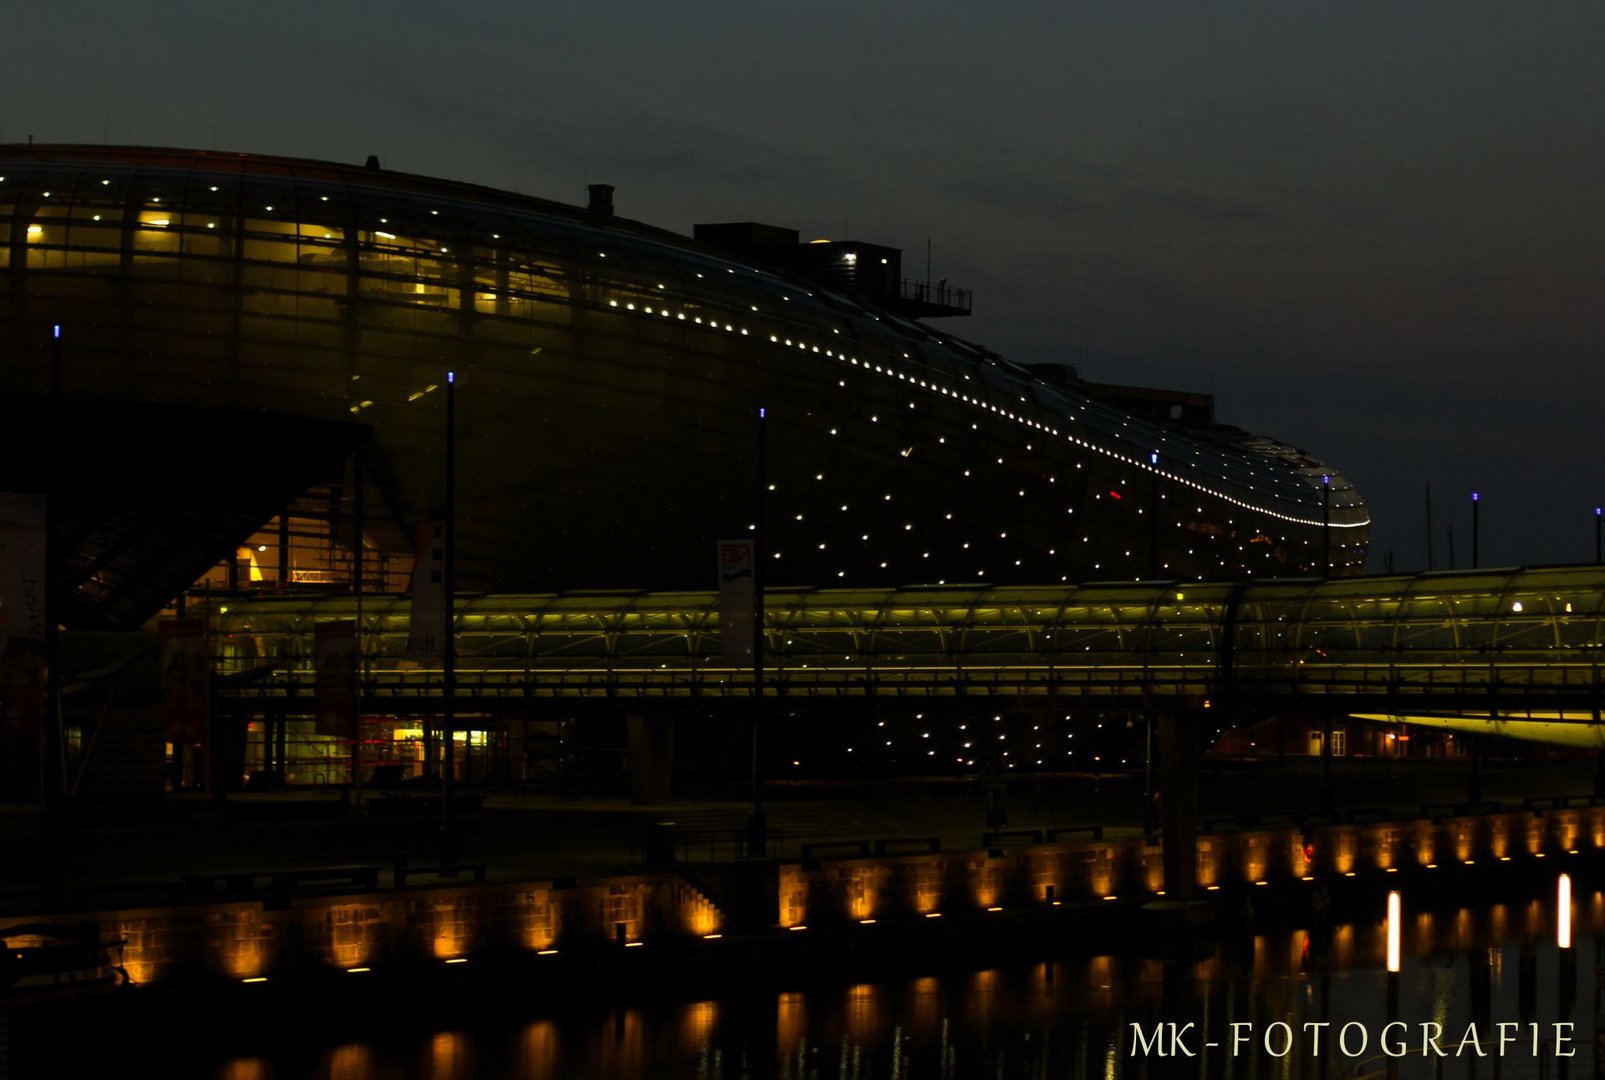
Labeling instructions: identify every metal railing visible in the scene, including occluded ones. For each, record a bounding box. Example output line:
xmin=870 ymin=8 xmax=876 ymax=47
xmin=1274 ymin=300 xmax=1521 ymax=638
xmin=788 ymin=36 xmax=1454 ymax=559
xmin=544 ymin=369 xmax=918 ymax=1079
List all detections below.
xmin=900 ymin=278 xmax=971 ymax=313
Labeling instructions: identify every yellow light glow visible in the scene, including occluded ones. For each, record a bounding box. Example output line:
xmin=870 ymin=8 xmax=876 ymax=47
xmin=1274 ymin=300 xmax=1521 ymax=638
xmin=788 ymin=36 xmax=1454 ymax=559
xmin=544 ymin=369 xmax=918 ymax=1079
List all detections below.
xmin=702 ymin=934 xmax=722 ymax=940
xmin=1386 ymin=891 xmax=1401 ymax=973
xmin=986 ymin=906 xmax=1003 ymax=913
xmin=445 ymin=958 xmax=467 ymax=965
xmin=788 ymin=925 xmax=807 ymax=932
xmin=346 ymin=967 xmax=370 ymax=974
xmin=1559 ymin=874 xmax=1572 ymax=949
xmin=242 ymin=977 xmax=268 ymax=984
xmin=924 ymin=913 xmax=942 ymax=919
xmin=537 ymin=949 xmax=558 ymax=956
xmin=858 ymin=919 xmax=876 ymax=925
xmin=688 ymin=904 xmax=720 ymax=937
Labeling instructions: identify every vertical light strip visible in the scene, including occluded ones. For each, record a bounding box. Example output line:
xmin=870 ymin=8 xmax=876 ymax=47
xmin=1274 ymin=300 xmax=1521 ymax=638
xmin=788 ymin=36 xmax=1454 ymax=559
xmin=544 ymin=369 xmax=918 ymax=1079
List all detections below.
xmin=1559 ymin=874 xmax=1572 ymax=950
xmin=1386 ymin=891 xmax=1401 ymax=973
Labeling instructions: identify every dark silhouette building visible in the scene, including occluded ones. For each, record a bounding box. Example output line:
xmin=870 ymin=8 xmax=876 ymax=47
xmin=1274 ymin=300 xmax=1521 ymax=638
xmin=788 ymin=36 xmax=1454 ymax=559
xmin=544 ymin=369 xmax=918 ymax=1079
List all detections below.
xmin=0 ymin=145 xmax=1368 ymax=631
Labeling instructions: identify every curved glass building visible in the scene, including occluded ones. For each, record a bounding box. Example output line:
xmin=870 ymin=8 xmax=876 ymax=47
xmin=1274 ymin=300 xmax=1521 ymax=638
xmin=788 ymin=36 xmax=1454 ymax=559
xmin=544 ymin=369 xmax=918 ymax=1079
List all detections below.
xmin=0 ymin=145 xmax=1367 ymax=624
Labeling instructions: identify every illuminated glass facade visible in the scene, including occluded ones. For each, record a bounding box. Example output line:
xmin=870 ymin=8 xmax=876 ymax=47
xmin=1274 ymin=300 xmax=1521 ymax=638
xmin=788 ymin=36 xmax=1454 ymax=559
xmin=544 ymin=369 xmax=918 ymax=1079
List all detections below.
xmin=0 ymin=145 xmax=1368 ymax=597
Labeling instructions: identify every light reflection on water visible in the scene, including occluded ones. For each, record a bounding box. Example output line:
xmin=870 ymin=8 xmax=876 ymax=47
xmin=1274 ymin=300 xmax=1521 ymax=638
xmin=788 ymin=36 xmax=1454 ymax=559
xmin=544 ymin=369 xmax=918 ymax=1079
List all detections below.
xmin=207 ymin=905 xmax=1603 ymax=1079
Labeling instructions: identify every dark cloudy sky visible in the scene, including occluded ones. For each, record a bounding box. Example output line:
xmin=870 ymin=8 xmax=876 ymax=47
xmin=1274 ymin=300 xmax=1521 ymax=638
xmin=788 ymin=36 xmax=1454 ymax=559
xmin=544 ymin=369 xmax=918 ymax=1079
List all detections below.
xmin=6 ymin=2 xmax=1601 ymax=571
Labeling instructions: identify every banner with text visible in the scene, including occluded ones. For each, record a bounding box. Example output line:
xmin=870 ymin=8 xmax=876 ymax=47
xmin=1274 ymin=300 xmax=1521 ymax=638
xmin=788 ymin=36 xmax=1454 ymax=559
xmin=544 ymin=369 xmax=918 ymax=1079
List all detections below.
xmin=0 ymin=493 xmax=47 ymax=734
xmin=0 ymin=492 xmax=47 ymax=655
xmin=314 ymin=620 xmax=359 ymax=738
xmin=717 ymin=538 xmax=755 ymax=662
xmin=405 ymin=521 xmax=445 ymax=664
xmin=160 ymin=618 xmax=210 ymax=744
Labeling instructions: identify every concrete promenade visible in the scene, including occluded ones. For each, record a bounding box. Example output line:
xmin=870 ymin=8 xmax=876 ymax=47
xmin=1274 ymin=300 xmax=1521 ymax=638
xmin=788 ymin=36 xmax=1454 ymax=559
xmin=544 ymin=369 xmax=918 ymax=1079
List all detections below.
xmin=0 ymin=757 xmax=1594 ymax=917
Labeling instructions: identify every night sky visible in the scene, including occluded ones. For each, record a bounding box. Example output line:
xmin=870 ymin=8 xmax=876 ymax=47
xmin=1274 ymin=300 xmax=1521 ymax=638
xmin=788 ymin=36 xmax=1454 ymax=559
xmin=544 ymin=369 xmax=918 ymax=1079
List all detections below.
xmin=6 ymin=2 xmax=1601 ymax=572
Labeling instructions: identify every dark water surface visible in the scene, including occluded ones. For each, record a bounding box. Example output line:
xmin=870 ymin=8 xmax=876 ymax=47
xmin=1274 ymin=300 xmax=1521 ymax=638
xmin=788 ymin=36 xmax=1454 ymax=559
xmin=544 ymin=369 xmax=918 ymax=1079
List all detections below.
xmin=30 ymin=887 xmax=1605 ymax=1079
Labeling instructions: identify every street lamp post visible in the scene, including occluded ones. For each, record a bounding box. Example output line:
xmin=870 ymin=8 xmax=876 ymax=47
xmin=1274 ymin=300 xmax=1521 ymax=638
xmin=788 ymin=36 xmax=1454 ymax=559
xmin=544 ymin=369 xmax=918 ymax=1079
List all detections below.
xmin=749 ymin=407 xmax=767 ymax=857
xmin=440 ymin=370 xmax=457 ymax=867
xmin=42 ymin=324 xmax=63 ymax=906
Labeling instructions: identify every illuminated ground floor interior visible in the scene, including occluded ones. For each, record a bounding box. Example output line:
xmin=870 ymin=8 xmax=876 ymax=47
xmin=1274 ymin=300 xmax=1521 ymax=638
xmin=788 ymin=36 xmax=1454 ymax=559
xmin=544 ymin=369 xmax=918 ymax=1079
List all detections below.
xmin=153 ymin=708 xmax=1497 ymax=800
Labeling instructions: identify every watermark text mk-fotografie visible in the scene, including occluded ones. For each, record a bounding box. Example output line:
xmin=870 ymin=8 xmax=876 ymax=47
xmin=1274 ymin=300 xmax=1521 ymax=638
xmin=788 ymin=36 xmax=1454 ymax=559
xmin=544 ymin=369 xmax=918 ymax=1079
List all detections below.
xmin=1129 ymin=1022 xmax=1574 ymax=1060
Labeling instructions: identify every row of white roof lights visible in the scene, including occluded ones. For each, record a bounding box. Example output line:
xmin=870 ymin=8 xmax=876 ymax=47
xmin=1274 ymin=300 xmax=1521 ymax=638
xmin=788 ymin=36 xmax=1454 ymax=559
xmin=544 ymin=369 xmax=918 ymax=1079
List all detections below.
xmin=6 ymin=172 xmax=1364 ymax=526
xmin=602 ymin=289 xmax=1368 ymax=531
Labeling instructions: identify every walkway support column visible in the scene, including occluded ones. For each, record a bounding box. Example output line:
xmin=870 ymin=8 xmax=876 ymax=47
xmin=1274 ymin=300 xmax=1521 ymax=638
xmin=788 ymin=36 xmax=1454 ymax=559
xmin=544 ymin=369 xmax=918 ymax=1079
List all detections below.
xmin=627 ymin=712 xmax=675 ymax=805
xmin=1157 ymin=708 xmax=1204 ymax=901
xmin=1320 ymin=710 xmax=1334 ymax=818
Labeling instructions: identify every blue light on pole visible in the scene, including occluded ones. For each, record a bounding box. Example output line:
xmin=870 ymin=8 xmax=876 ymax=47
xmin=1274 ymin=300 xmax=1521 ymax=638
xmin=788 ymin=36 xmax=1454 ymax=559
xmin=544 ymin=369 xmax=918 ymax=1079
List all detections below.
xmin=52 ymin=324 xmax=61 ymax=339
xmin=447 ymin=370 xmax=455 ymax=384
xmin=1321 ymin=475 xmax=1332 ymax=575
xmin=1471 ymin=491 xmax=1480 ymax=568
xmin=1147 ymin=451 xmax=1160 ymax=576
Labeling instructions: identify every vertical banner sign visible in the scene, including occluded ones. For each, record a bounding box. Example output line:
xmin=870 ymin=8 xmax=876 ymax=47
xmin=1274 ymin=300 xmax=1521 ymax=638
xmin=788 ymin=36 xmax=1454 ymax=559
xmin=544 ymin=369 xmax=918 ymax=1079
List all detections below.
xmin=159 ymin=618 xmax=210 ymax=744
xmin=0 ymin=493 xmax=47 ymax=653
xmin=405 ymin=521 xmax=445 ymax=663
xmin=717 ymin=539 xmax=755 ymax=662
xmin=314 ymin=620 xmax=359 ymax=738
xmin=0 ymin=493 xmax=47 ymax=734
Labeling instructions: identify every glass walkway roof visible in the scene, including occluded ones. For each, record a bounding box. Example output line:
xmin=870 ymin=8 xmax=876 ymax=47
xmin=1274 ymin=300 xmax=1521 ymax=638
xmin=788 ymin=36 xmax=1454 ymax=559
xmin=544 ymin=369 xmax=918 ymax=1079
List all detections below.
xmin=210 ymin=566 xmax=1605 ymax=729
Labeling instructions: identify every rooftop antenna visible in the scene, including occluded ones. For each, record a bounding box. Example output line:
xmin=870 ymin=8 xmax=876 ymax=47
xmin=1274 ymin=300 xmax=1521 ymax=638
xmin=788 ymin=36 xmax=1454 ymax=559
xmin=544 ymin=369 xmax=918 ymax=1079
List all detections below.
xmin=1424 ymin=484 xmax=1434 ymax=570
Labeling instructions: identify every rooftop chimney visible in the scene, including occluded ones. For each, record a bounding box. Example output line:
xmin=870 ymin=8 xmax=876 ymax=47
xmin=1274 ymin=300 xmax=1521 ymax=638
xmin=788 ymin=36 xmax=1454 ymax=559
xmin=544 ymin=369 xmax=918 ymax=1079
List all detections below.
xmin=364 ymin=155 xmax=381 ymax=170
xmin=587 ymin=184 xmax=615 ymax=215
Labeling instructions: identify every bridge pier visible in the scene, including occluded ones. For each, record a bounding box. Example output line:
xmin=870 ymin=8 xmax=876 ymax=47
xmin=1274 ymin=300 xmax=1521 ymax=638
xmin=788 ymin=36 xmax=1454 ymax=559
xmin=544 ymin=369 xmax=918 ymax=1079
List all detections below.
xmin=626 ymin=712 xmax=675 ymax=805
xmin=1468 ymin=732 xmax=1482 ymax=805
xmin=1320 ymin=710 xmax=1334 ymax=818
xmin=1157 ymin=709 xmax=1204 ymax=901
